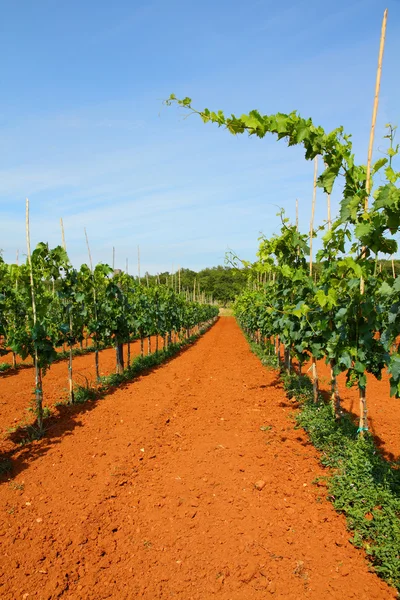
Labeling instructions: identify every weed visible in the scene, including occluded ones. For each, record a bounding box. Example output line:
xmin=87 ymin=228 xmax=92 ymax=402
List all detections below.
xmin=292 ymin=379 xmax=400 ymax=589
xmin=247 ymin=331 xmax=400 ymax=592
xmin=9 ymin=481 xmax=24 ymax=491
xmin=73 ymin=384 xmax=98 ymax=404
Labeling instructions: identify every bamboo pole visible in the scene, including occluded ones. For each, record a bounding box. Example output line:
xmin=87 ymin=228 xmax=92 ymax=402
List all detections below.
xmin=309 ymin=157 xmax=318 ymax=277
xmin=359 ymin=8 xmax=388 ymax=435
xmin=84 ymin=228 xmax=100 ymax=381
xmin=61 ymin=230 xmax=75 ymax=403
xmin=60 ymin=218 xmax=66 ymax=251
xmin=324 ymin=164 xmax=332 ymax=230
xmin=26 ymin=199 xmax=44 ymax=433
xmin=310 ymin=158 xmax=319 ymax=399
xmin=365 ymin=8 xmax=388 ymax=208
xmin=13 ymin=248 xmax=19 ymax=366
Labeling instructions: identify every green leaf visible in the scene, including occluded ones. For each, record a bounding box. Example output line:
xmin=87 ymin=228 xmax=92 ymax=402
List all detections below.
xmin=389 ymin=354 xmax=400 ymax=382
xmin=378 ymin=281 xmax=392 ymax=296
xmin=372 ymin=157 xmax=388 ymax=174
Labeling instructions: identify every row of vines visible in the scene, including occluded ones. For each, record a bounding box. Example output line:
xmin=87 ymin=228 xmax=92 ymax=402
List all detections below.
xmin=166 ymin=95 xmax=400 ymax=435
xmin=0 ymin=241 xmax=218 ymax=435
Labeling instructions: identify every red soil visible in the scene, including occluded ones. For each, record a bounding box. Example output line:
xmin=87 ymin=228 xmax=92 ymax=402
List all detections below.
xmin=0 ymin=318 xmax=397 ymax=599
xmin=0 ymin=336 xmax=164 ymax=442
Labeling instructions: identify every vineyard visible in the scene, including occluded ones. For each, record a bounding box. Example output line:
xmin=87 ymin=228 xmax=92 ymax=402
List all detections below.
xmin=0 ymin=238 xmax=218 ymax=438
xmin=1 ymin=6 xmax=400 ymax=600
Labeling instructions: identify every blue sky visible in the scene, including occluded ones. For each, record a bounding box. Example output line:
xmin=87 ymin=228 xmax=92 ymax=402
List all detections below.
xmin=0 ymin=0 xmax=399 ymax=273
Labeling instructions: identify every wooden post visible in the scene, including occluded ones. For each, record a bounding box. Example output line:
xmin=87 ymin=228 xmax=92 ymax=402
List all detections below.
xmin=310 ymin=158 xmax=319 ymax=399
xmin=324 ymin=164 xmax=332 ymax=230
xmin=330 ymin=359 xmax=341 ymax=419
xmin=178 ymin=266 xmax=181 ymax=294
xmin=112 ymin=246 xmax=115 ymax=270
xmin=391 ymin=256 xmax=396 ymax=278
xmin=126 ymin=258 xmax=129 ymax=274
xmin=137 ymin=245 xmax=141 ymax=283
xmin=26 ymin=199 xmax=44 ymax=434
xmin=309 ymin=157 xmax=318 ymax=277
xmin=84 ymin=228 xmax=100 ymax=381
xmin=365 ymin=8 xmax=388 ymax=208
xmin=295 ymin=198 xmax=298 ymax=231
xmin=61 ymin=231 xmax=75 ymax=403
xmin=13 ymin=248 xmax=18 ymax=365
xmin=359 ymin=8 xmax=388 ymax=435
xmin=312 ymin=357 xmax=319 ymax=403
xmin=60 ymin=218 xmax=66 ymax=250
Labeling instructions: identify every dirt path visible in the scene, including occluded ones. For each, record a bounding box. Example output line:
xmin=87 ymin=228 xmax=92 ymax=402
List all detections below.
xmin=0 ymin=318 xmax=397 ymax=599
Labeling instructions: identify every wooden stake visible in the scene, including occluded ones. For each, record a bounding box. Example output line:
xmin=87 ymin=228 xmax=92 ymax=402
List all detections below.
xmin=295 ymin=198 xmax=298 ymax=231
xmin=15 ymin=249 xmax=19 ymax=295
xmin=359 ymin=8 xmax=388 ymax=434
xmin=84 ymin=228 xmax=100 ymax=381
xmin=26 ymin=199 xmax=44 ymax=433
xmin=312 ymin=356 xmax=319 ymax=403
xmin=126 ymin=258 xmax=129 ymax=274
xmin=61 ymin=230 xmax=75 ymax=403
xmin=324 ymin=164 xmax=332 ymax=230
xmin=310 ymin=157 xmax=318 ymax=276
xmin=137 ymin=245 xmax=141 ymax=283
xmin=60 ymin=218 xmax=66 ymax=250
xmin=178 ymin=266 xmax=181 ymax=294
xmin=365 ymin=8 xmax=388 ymax=207
xmin=113 ymin=246 xmax=115 ymax=270
xmin=391 ymin=256 xmax=396 ymax=278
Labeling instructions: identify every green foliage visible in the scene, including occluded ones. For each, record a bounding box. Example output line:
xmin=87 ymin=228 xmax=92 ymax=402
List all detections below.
xmin=294 ymin=380 xmax=400 ymax=590
xmin=250 ymin=339 xmax=400 ymax=591
xmin=169 ymin=96 xmax=400 ymax=404
xmin=140 ymin=265 xmax=248 ymax=306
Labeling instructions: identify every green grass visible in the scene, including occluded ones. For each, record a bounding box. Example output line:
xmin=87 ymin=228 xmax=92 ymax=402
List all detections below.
xmin=247 ymin=335 xmax=400 ymax=592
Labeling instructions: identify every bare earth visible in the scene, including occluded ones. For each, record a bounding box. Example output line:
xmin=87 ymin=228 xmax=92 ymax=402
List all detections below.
xmin=0 ymin=318 xmax=397 ymax=599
